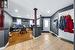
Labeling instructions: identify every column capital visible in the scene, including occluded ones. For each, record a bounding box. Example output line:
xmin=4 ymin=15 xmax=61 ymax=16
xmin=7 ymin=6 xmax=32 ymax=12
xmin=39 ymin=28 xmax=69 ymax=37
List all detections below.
xmin=33 ymin=8 xmax=38 ymax=10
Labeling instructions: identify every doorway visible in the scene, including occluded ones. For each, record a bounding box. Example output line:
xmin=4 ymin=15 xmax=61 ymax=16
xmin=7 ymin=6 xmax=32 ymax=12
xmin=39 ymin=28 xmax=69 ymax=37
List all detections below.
xmin=43 ymin=18 xmax=50 ymax=31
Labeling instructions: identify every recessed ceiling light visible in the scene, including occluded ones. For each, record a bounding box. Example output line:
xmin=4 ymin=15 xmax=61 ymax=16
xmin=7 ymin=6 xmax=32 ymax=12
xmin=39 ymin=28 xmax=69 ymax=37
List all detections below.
xmin=47 ymin=10 xmax=50 ymax=13
xmin=15 ymin=9 xmax=18 ymax=13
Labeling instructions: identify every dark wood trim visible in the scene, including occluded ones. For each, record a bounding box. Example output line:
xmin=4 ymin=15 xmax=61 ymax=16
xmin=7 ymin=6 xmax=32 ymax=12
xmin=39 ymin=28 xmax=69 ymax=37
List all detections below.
xmin=4 ymin=10 xmax=13 ymax=18
xmin=40 ymin=15 xmax=51 ymax=18
xmin=42 ymin=31 xmax=50 ymax=33
xmin=51 ymin=4 xmax=73 ymax=17
xmin=58 ymin=4 xmax=73 ymax=12
xmin=4 ymin=11 xmax=34 ymax=20
xmin=12 ymin=17 xmax=34 ymax=20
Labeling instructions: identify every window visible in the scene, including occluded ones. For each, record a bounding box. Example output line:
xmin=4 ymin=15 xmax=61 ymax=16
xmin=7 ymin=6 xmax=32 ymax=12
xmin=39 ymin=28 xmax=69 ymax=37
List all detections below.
xmin=17 ymin=19 xmax=21 ymax=25
xmin=37 ymin=19 xmax=40 ymax=26
xmin=45 ymin=20 xmax=48 ymax=27
xmin=30 ymin=20 xmax=33 ymax=25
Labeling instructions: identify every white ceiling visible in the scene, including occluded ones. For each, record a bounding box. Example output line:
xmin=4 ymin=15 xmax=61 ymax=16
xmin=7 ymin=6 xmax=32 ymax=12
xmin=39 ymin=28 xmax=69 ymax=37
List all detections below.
xmin=5 ymin=0 xmax=74 ymax=19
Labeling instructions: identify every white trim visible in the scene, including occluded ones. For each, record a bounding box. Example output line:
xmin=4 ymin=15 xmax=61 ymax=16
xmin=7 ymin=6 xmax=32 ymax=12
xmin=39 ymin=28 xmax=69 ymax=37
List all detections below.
xmin=57 ymin=36 xmax=61 ymax=38
xmin=0 ymin=42 xmax=9 ymax=50
xmin=49 ymin=31 xmax=58 ymax=36
xmin=32 ymin=35 xmax=41 ymax=39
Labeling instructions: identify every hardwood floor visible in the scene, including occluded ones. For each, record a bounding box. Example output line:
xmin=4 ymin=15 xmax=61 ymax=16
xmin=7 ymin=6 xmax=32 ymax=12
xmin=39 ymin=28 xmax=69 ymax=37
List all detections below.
xmin=8 ymin=29 xmax=33 ymax=46
xmin=5 ymin=33 xmax=73 ymax=50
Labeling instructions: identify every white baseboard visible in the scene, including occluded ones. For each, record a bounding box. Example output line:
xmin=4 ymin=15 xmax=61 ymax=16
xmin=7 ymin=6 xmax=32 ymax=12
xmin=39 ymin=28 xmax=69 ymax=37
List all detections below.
xmin=0 ymin=42 xmax=9 ymax=50
xmin=57 ymin=36 xmax=61 ymax=38
xmin=32 ymin=35 xmax=41 ymax=39
xmin=49 ymin=31 xmax=58 ymax=36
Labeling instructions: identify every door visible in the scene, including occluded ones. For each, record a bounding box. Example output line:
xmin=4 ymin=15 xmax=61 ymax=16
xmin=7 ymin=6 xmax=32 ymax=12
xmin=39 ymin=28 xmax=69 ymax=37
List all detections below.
xmin=43 ymin=18 xmax=50 ymax=31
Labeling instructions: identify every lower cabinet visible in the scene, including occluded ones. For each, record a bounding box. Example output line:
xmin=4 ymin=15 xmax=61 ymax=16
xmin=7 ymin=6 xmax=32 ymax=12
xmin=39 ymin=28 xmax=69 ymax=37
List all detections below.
xmin=33 ymin=27 xmax=41 ymax=37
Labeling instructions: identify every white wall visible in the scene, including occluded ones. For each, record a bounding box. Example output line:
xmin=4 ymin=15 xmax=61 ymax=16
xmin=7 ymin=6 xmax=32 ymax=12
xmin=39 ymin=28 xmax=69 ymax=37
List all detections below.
xmin=58 ymin=9 xmax=74 ymax=42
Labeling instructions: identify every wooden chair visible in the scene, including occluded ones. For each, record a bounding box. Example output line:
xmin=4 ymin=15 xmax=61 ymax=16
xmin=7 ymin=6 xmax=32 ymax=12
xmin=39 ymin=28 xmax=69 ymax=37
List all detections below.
xmin=20 ymin=28 xmax=27 ymax=34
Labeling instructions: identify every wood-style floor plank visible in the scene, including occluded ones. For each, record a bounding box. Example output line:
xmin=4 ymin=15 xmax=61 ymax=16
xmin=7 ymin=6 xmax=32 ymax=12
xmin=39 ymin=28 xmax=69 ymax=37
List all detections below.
xmin=8 ymin=29 xmax=33 ymax=46
xmin=5 ymin=33 xmax=73 ymax=50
